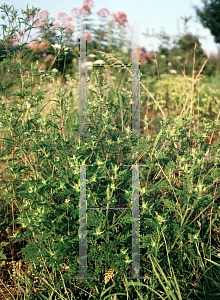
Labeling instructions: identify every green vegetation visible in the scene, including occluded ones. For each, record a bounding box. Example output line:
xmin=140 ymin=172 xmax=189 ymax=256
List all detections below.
xmin=0 ymin=3 xmax=220 ymax=300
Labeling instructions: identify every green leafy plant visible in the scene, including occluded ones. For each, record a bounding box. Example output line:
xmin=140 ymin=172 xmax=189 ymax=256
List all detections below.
xmin=1 ymin=3 xmax=220 ymax=300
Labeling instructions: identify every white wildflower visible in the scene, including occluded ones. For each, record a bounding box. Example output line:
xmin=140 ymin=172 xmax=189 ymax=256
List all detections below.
xmin=160 ymin=55 xmax=166 ymax=59
xmin=88 ymin=54 xmax=96 ymax=58
xmin=81 ymin=61 xmax=93 ymax=67
xmin=52 ymin=43 xmax=61 ymax=50
xmin=81 ymin=61 xmax=93 ymax=71
xmin=170 ymin=69 xmax=177 ymax=74
xmin=94 ymin=60 xmax=105 ymax=65
xmin=168 ymin=62 xmax=172 ymax=66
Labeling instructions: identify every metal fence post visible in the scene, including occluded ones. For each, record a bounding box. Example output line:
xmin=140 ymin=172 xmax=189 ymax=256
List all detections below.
xmin=70 ymin=20 xmax=149 ymax=281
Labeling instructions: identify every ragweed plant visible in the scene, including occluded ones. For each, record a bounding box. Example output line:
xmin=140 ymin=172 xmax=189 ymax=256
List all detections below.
xmin=0 ymin=3 xmax=220 ymax=300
